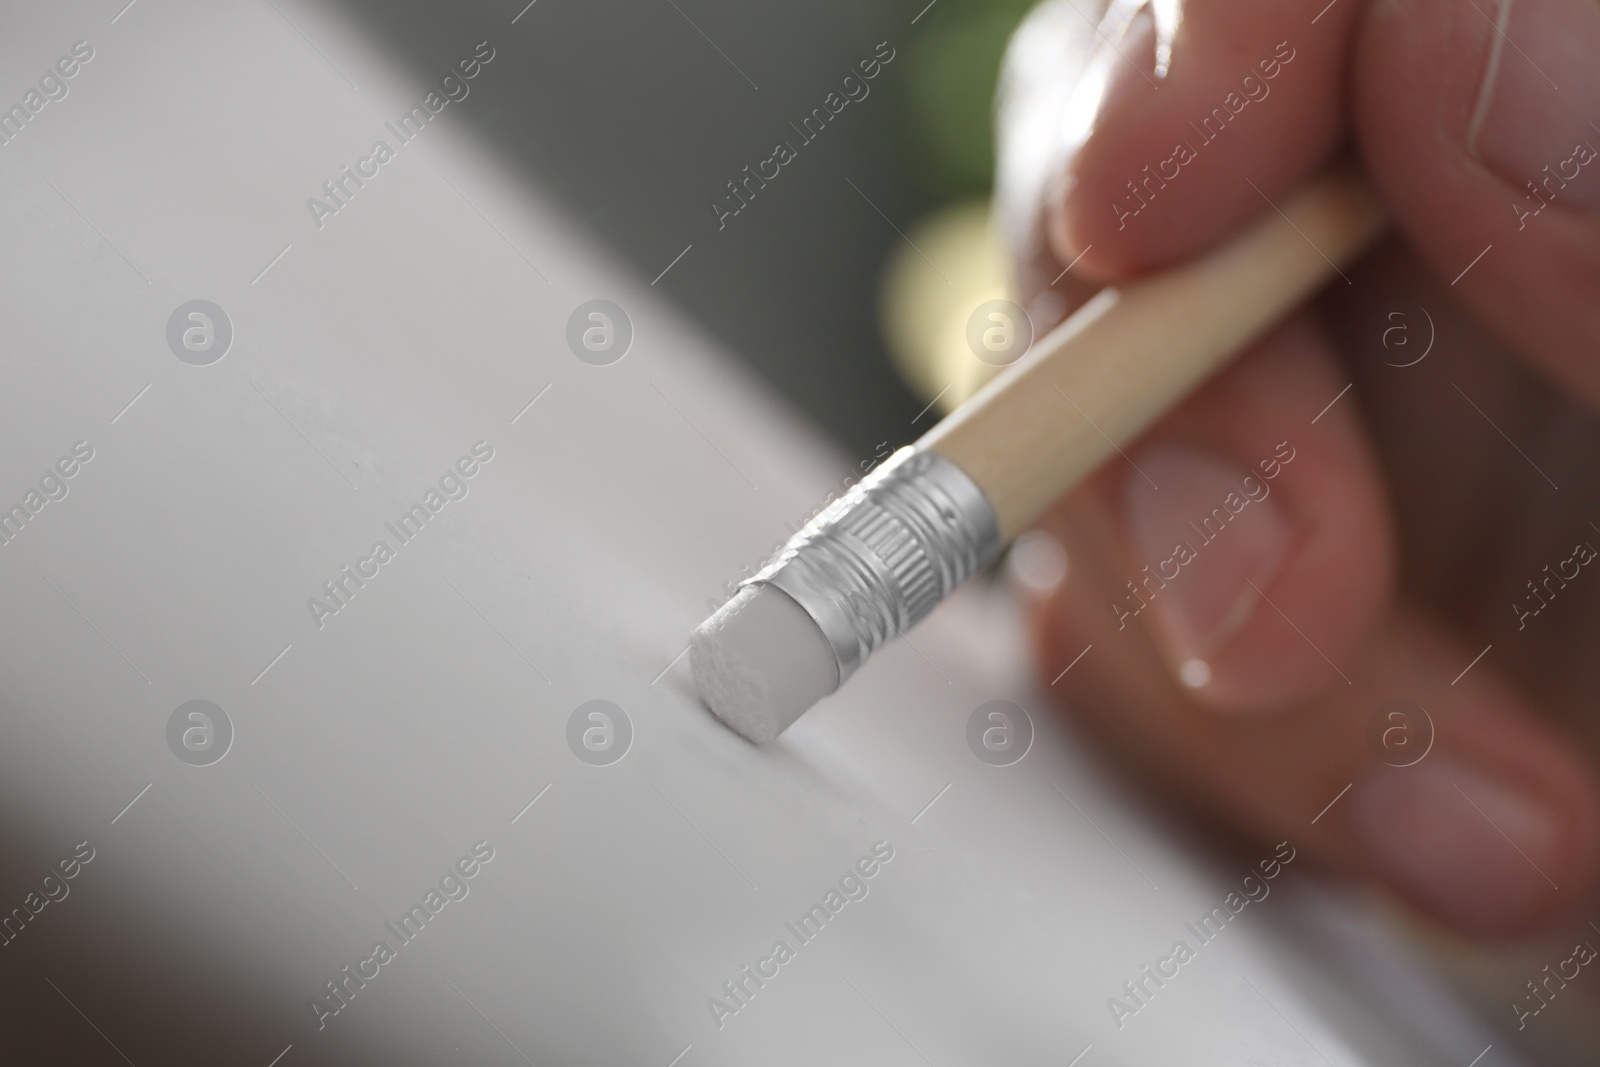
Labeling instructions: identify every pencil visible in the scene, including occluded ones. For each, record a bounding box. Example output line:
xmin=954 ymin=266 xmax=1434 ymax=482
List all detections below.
xmin=692 ymin=165 xmax=1389 ymax=742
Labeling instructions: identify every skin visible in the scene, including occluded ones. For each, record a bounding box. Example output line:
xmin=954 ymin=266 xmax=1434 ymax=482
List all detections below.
xmin=999 ymin=0 xmax=1600 ymax=937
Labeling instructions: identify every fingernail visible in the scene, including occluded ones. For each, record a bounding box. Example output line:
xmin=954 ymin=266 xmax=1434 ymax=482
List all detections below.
xmin=1120 ymin=445 xmax=1293 ymax=686
xmin=1048 ymin=1 xmax=1162 ymax=258
xmin=1060 ymin=4 xmax=1159 ymax=154
xmin=1468 ymin=0 xmax=1600 ymax=212
xmin=1353 ymin=758 xmax=1567 ymax=932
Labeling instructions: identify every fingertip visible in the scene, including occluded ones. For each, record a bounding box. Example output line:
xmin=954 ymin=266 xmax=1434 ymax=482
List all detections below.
xmin=1350 ymin=753 xmax=1600 ymax=935
xmin=1341 ymin=625 xmax=1600 ymax=936
xmin=1353 ymin=0 xmax=1600 ymax=402
xmin=1114 ymin=320 xmax=1395 ymax=711
xmin=1050 ymin=1 xmax=1356 ymax=277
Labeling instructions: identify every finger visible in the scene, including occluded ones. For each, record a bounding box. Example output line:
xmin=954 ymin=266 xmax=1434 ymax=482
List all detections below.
xmin=1038 ymin=314 xmax=1394 ymax=711
xmin=996 ymin=0 xmax=1119 ymax=328
xmin=1030 ymin=552 xmax=1600 ymax=933
xmin=1034 ymin=0 xmax=1365 ymax=278
xmin=1352 ymin=0 xmax=1600 ymax=406
xmin=1023 ymin=311 xmax=1600 ymax=934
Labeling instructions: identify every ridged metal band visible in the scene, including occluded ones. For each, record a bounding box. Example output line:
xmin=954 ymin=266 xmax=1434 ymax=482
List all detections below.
xmin=744 ymin=447 xmax=1001 ymax=689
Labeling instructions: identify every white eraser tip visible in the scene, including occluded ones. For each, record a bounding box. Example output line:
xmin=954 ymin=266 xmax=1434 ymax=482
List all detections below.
xmin=690 ymin=584 xmax=837 ymax=742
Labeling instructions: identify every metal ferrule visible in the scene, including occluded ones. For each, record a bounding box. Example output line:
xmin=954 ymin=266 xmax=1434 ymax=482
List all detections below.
xmin=744 ymin=446 xmax=1001 ymax=689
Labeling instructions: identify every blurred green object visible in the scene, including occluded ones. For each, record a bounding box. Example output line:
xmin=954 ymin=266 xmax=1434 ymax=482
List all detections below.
xmin=901 ymin=0 xmax=1037 ymax=203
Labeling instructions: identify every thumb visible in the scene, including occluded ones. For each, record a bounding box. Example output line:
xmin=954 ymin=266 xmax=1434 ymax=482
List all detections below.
xmin=1354 ymin=0 xmax=1600 ymax=404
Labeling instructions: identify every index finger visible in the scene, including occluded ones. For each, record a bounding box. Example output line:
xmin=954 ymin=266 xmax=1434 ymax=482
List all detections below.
xmin=1043 ymin=0 xmax=1366 ymax=279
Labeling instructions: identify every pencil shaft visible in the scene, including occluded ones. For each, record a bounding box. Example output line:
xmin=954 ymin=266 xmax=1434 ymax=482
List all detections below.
xmin=921 ymin=167 xmax=1387 ymax=539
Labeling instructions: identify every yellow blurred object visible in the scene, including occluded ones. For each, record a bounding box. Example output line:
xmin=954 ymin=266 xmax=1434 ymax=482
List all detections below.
xmin=879 ymin=199 xmax=1013 ymax=416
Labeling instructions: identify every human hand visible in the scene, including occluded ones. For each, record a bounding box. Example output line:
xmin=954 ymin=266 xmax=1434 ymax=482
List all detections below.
xmin=997 ymin=0 xmax=1600 ymax=935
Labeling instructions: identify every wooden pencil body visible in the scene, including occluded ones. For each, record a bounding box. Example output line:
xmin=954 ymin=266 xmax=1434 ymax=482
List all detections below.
xmin=921 ymin=169 xmax=1387 ymax=540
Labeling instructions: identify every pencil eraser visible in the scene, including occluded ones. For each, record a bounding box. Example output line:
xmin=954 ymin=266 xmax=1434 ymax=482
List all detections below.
xmin=690 ymin=583 xmax=838 ymax=742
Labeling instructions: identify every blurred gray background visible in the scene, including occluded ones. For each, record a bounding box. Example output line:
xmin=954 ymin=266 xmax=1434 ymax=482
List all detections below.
xmin=324 ymin=0 xmax=1035 ymax=456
